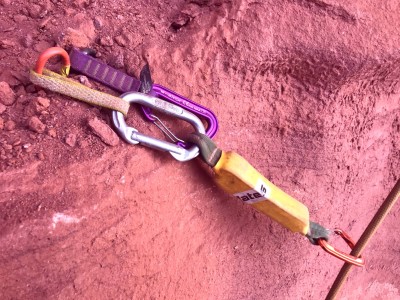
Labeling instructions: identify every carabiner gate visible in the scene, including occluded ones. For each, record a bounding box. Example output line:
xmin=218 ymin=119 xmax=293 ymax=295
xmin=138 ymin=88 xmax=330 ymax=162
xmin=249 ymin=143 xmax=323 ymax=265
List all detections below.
xmin=318 ymin=229 xmax=365 ymax=267
xmin=112 ymin=92 xmax=205 ymax=162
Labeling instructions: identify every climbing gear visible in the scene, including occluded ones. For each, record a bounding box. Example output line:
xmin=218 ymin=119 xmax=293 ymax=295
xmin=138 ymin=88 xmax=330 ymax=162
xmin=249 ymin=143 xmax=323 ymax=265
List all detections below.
xmin=112 ymin=92 xmax=206 ymax=162
xmin=318 ymin=229 xmax=364 ymax=267
xmin=138 ymin=63 xmax=186 ymax=146
xmin=187 ymin=132 xmax=365 ymax=266
xmin=325 ymin=178 xmax=400 ymax=300
xmin=69 ymin=48 xmax=219 ymax=138
xmin=31 ymin=46 xmax=371 ymax=269
xmin=149 ymin=84 xmax=219 ymax=138
xmin=69 ymin=47 xmax=142 ymax=93
xmin=30 ymin=47 xmax=130 ymax=115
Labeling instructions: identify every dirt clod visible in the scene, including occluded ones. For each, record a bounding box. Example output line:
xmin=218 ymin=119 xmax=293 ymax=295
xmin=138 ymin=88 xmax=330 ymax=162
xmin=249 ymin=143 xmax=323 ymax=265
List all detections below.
xmin=0 ymin=81 xmax=16 ymax=106
xmin=4 ymin=120 xmax=15 ymax=131
xmin=0 ymin=103 xmax=6 ymax=114
xmin=88 ymin=117 xmax=119 ymax=146
xmin=65 ymin=133 xmax=77 ymax=147
xmin=27 ymin=116 xmax=46 ymax=133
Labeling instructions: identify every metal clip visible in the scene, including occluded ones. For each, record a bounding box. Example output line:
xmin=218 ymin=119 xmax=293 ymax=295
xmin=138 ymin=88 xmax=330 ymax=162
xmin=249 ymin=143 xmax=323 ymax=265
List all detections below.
xmin=147 ymin=84 xmax=219 ymax=139
xmin=318 ymin=229 xmax=365 ymax=267
xmin=112 ymin=92 xmax=205 ymax=162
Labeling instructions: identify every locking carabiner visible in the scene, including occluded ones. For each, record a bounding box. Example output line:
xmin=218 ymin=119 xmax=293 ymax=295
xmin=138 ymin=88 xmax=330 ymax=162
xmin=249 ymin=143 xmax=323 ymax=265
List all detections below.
xmin=112 ymin=92 xmax=205 ymax=162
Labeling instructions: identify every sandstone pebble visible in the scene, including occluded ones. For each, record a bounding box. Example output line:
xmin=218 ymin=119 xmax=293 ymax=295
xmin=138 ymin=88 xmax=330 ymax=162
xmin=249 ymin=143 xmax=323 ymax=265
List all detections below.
xmin=88 ymin=117 xmax=119 ymax=146
xmin=27 ymin=4 xmax=45 ymax=19
xmin=4 ymin=120 xmax=16 ymax=131
xmin=77 ymin=76 xmax=92 ymax=88
xmin=36 ymin=96 xmax=50 ymax=109
xmin=62 ymin=28 xmax=91 ymax=48
xmin=65 ymin=133 xmax=77 ymax=147
xmin=37 ymin=152 xmax=45 ymax=160
xmin=114 ymin=35 xmax=127 ymax=47
xmin=0 ymin=117 xmax=3 ymax=130
xmin=0 ymin=82 xmax=16 ymax=106
xmin=13 ymin=14 xmax=28 ymax=22
xmin=48 ymin=128 xmax=57 ymax=138
xmin=109 ymin=53 xmax=125 ymax=69
xmin=0 ymin=0 xmax=12 ymax=6
xmin=22 ymin=34 xmax=34 ymax=48
xmin=25 ymin=96 xmax=50 ymax=116
xmin=28 ymin=116 xmax=46 ymax=133
xmin=99 ymin=36 xmax=114 ymax=47
xmin=93 ymin=16 xmax=103 ymax=29
xmin=0 ymin=103 xmax=6 ymax=114
xmin=0 ymin=39 xmax=17 ymax=49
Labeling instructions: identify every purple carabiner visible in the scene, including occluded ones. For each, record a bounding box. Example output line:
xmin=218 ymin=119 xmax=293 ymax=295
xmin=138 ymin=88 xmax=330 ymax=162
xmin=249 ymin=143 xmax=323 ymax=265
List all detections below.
xmin=143 ymin=84 xmax=218 ymax=138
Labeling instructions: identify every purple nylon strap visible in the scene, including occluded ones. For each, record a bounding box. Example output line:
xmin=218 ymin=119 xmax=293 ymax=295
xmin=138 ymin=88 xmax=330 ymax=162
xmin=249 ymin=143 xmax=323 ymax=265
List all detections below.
xmin=69 ymin=48 xmax=141 ymax=93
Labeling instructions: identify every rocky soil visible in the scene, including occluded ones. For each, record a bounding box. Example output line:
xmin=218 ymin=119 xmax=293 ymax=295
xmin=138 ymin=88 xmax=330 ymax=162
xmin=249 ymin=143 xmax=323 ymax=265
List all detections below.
xmin=0 ymin=0 xmax=399 ymax=299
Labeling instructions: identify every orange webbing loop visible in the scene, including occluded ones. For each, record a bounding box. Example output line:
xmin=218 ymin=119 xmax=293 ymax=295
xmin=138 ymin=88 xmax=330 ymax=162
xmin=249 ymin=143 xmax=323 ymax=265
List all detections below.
xmin=30 ymin=47 xmax=129 ymax=115
xmin=34 ymin=47 xmax=71 ymax=76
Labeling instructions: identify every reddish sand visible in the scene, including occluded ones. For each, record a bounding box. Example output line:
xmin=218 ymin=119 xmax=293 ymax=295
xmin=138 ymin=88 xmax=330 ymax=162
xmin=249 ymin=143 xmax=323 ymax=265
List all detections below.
xmin=0 ymin=0 xmax=399 ymax=299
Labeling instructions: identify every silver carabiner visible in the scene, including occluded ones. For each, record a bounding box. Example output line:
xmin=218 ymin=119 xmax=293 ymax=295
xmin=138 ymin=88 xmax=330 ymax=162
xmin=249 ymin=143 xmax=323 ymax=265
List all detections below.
xmin=111 ymin=92 xmax=205 ymax=162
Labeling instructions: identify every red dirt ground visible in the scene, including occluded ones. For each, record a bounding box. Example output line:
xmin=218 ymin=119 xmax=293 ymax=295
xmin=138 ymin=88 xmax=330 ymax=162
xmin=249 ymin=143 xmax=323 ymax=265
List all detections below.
xmin=0 ymin=0 xmax=399 ymax=299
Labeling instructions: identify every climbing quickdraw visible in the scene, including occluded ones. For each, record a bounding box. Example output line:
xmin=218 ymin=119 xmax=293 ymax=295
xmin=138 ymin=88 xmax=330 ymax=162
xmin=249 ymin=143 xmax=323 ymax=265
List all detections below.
xmin=69 ymin=48 xmax=219 ymax=139
xmin=30 ymin=47 xmax=205 ymax=161
xmin=30 ymin=47 xmax=366 ymax=267
xmin=187 ymin=132 xmax=365 ymax=267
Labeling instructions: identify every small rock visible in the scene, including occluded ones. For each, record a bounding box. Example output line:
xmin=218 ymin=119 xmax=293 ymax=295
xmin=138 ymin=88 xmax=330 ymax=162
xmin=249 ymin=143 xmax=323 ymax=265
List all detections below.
xmin=99 ymin=36 xmax=113 ymax=47
xmin=23 ymin=143 xmax=31 ymax=149
xmin=13 ymin=14 xmax=28 ymax=23
xmin=0 ymin=82 xmax=16 ymax=106
xmin=37 ymin=152 xmax=45 ymax=160
xmin=77 ymin=75 xmax=92 ymax=88
xmin=0 ymin=103 xmax=6 ymax=114
xmin=47 ymin=128 xmax=57 ymax=138
xmin=22 ymin=33 xmax=34 ymax=48
xmin=37 ymin=90 xmax=47 ymax=97
xmin=15 ymin=86 xmax=26 ymax=97
xmin=114 ymin=35 xmax=127 ymax=47
xmin=27 ymin=4 xmax=43 ymax=19
xmin=28 ymin=116 xmax=46 ymax=133
xmin=33 ymin=40 xmax=53 ymax=53
xmin=109 ymin=53 xmax=124 ymax=69
xmin=36 ymin=96 xmax=50 ymax=109
xmin=65 ymin=133 xmax=77 ymax=147
xmin=0 ymin=0 xmax=12 ymax=6
xmin=0 ymin=39 xmax=16 ymax=49
xmin=93 ymin=16 xmax=103 ymax=29
xmin=88 ymin=117 xmax=119 ymax=146
xmin=78 ymin=139 xmax=88 ymax=148
xmin=4 ymin=120 xmax=16 ymax=131
xmin=25 ymin=96 xmax=51 ymax=116
xmin=39 ymin=17 xmax=51 ymax=29
xmin=61 ymin=28 xmax=91 ymax=48
xmin=0 ymin=117 xmax=3 ymax=130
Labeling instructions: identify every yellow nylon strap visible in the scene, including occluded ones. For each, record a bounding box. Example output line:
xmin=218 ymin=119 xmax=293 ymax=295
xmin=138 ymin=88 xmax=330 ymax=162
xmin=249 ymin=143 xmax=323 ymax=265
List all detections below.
xmin=30 ymin=69 xmax=129 ymax=115
xmin=213 ymin=151 xmax=310 ymax=235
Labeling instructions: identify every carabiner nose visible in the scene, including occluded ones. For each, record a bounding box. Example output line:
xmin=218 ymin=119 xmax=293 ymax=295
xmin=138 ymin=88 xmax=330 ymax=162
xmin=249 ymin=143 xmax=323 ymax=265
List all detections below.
xmin=34 ymin=47 xmax=71 ymax=76
xmin=111 ymin=92 xmax=206 ymax=162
